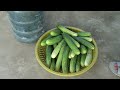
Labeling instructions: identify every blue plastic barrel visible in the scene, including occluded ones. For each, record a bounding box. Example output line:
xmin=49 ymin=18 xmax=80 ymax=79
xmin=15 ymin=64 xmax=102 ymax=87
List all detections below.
xmin=8 ymin=11 xmax=45 ymax=43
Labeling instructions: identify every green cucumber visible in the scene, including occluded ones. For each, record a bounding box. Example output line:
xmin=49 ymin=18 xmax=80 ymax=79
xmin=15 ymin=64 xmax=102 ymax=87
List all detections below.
xmin=46 ymin=35 xmax=62 ymax=45
xmin=74 ymin=37 xmax=94 ymax=50
xmin=46 ymin=45 xmax=53 ymax=68
xmin=68 ymin=58 xmax=70 ymax=71
xmin=70 ymin=36 xmax=80 ymax=48
xmin=81 ymin=45 xmax=87 ymax=54
xmin=70 ymin=51 xmax=75 ymax=58
xmin=53 ymin=43 xmax=57 ymax=49
xmin=76 ymin=55 xmax=81 ymax=72
xmin=81 ymin=54 xmax=86 ymax=67
xmin=41 ymin=35 xmax=52 ymax=46
xmin=50 ymin=29 xmax=62 ymax=36
xmin=50 ymin=58 xmax=56 ymax=71
xmin=84 ymin=49 xmax=93 ymax=66
xmin=69 ymin=55 xmax=72 ymax=59
xmin=69 ymin=50 xmax=72 ymax=59
xmin=51 ymin=40 xmax=65 ymax=58
xmin=63 ymin=33 xmax=80 ymax=55
xmin=66 ymin=27 xmax=82 ymax=32
xmin=62 ymin=46 xmax=70 ymax=73
xmin=57 ymin=25 xmax=78 ymax=36
xmin=80 ymin=37 xmax=93 ymax=42
xmin=70 ymin=55 xmax=77 ymax=73
xmin=78 ymin=32 xmax=91 ymax=37
xmin=55 ymin=43 xmax=66 ymax=72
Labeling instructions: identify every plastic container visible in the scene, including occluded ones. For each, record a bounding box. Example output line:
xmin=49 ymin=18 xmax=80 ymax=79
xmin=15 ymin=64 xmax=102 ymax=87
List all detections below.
xmin=35 ymin=26 xmax=98 ymax=77
xmin=8 ymin=11 xmax=45 ymax=43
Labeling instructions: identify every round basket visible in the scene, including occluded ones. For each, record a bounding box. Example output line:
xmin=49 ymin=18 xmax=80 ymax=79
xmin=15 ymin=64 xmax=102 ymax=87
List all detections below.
xmin=35 ymin=26 xmax=98 ymax=77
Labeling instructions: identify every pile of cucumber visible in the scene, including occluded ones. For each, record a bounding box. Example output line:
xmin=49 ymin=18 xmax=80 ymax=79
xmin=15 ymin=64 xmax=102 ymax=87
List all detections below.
xmin=41 ymin=25 xmax=95 ymax=74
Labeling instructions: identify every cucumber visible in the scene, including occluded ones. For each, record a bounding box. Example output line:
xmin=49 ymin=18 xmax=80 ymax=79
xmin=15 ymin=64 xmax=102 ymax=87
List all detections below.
xmin=66 ymin=27 xmax=82 ymax=32
xmin=78 ymin=32 xmax=91 ymax=37
xmin=50 ymin=58 xmax=56 ymax=71
xmin=57 ymin=25 xmax=78 ymax=36
xmin=70 ymin=55 xmax=77 ymax=73
xmin=80 ymin=37 xmax=93 ymax=42
xmin=68 ymin=58 xmax=70 ymax=71
xmin=84 ymin=49 xmax=93 ymax=66
xmin=62 ymin=46 xmax=70 ymax=73
xmin=69 ymin=50 xmax=72 ymax=59
xmin=81 ymin=45 xmax=87 ymax=54
xmin=63 ymin=33 xmax=80 ymax=55
xmin=74 ymin=37 xmax=94 ymax=50
xmin=41 ymin=35 xmax=52 ymax=46
xmin=53 ymin=44 xmax=58 ymax=61
xmin=46 ymin=45 xmax=53 ymax=68
xmin=70 ymin=36 xmax=80 ymax=48
xmin=69 ymin=55 xmax=72 ymax=59
xmin=50 ymin=29 xmax=62 ymax=36
xmin=81 ymin=54 xmax=86 ymax=67
xmin=76 ymin=55 xmax=81 ymax=72
xmin=70 ymin=51 xmax=75 ymax=58
xmin=55 ymin=43 xmax=66 ymax=72
xmin=53 ymin=43 xmax=57 ymax=49
xmin=51 ymin=40 xmax=65 ymax=58
xmin=46 ymin=35 xmax=62 ymax=45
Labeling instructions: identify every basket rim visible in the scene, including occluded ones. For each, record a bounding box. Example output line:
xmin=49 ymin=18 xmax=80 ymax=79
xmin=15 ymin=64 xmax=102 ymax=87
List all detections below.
xmin=35 ymin=26 xmax=98 ymax=77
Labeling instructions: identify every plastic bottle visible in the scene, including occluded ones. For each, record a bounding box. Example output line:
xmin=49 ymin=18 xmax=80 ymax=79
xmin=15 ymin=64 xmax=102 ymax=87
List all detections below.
xmin=8 ymin=11 xmax=45 ymax=43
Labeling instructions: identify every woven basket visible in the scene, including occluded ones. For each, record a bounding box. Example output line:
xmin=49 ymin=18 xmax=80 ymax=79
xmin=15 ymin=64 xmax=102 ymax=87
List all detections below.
xmin=35 ymin=26 xmax=98 ymax=77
